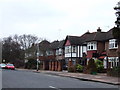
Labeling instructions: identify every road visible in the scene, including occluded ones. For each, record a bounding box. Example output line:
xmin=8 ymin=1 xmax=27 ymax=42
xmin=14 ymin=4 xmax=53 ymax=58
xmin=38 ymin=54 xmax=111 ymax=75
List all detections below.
xmin=2 ymin=69 xmax=119 ymax=89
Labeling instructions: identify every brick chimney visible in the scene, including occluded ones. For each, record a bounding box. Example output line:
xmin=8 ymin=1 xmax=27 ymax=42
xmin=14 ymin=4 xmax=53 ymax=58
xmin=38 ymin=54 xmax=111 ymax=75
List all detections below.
xmin=97 ymin=27 xmax=101 ymax=32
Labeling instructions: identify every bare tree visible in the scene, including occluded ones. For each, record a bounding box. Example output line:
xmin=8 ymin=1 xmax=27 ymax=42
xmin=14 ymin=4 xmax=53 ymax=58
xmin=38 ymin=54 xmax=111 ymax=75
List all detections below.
xmin=18 ymin=34 xmax=41 ymax=50
xmin=2 ymin=36 xmax=23 ymax=63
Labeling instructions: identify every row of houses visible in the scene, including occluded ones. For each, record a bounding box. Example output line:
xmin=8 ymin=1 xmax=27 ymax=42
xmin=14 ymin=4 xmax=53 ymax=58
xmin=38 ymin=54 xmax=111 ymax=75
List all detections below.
xmin=26 ymin=27 xmax=120 ymax=71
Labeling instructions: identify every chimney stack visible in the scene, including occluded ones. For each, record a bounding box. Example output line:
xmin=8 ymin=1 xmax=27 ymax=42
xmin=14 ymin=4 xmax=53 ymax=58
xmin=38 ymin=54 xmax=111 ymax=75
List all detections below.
xmin=97 ymin=27 xmax=101 ymax=32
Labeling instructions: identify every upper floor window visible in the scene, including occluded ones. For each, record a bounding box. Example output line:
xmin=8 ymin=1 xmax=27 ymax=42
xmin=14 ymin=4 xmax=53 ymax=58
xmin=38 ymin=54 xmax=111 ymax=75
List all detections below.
xmin=46 ymin=51 xmax=53 ymax=56
xmin=109 ymin=39 xmax=118 ymax=49
xmin=56 ymin=49 xmax=59 ymax=55
xmin=72 ymin=46 xmax=76 ymax=53
xmin=87 ymin=42 xmax=97 ymax=51
xmin=59 ymin=48 xmax=62 ymax=55
xmin=65 ymin=46 xmax=71 ymax=53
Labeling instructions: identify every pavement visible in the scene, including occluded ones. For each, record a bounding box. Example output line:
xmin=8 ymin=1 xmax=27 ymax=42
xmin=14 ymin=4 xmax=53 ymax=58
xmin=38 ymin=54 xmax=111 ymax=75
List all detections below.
xmin=17 ymin=69 xmax=120 ymax=85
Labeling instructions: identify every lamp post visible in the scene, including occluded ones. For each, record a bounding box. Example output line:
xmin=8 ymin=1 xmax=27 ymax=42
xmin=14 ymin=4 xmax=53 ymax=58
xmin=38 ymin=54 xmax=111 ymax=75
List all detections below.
xmin=3 ymin=60 xmax=5 ymax=63
xmin=36 ymin=58 xmax=39 ymax=71
xmin=36 ymin=44 xmax=40 ymax=71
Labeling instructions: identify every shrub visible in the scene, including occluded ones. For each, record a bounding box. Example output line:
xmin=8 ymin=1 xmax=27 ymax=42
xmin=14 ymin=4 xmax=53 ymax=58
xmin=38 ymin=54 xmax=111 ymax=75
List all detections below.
xmin=107 ymin=66 xmax=120 ymax=77
xmin=97 ymin=65 xmax=104 ymax=73
xmin=95 ymin=59 xmax=104 ymax=73
xmin=84 ymin=58 xmax=97 ymax=74
xmin=68 ymin=66 xmax=76 ymax=72
xmin=76 ymin=64 xmax=83 ymax=72
xmin=25 ymin=58 xmax=38 ymax=69
xmin=95 ymin=59 xmax=103 ymax=65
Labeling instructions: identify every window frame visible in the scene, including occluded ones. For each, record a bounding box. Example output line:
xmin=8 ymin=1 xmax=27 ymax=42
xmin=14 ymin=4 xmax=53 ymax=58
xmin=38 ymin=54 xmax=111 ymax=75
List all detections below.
xmin=87 ymin=42 xmax=97 ymax=51
xmin=109 ymin=39 xmax=118 ymax=49
xmin=72 ymin=46 xmax=77 ymax=53
xmin=65 ymin=46 xmax=71 ymax=53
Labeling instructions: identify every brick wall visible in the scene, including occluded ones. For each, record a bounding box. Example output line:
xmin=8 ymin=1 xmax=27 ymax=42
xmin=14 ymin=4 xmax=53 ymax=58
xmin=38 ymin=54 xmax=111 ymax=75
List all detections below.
xmin=58 ymin=61 xmax=62 ymax=71
xmin=97 ymin=42 xmax=105 ymax=54
xmin=105 ymin=41 xmax=118 ymax=57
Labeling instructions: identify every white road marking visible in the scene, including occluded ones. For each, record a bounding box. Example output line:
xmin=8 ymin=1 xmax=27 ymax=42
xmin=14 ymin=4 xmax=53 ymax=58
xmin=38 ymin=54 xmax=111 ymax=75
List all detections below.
xmin=49 ymin=86 xmax=62 ymax=90
xmin=45 ymin=74 xmax=59 ymax=78
xmin=49 ymin=86 xmax=56 ymax=88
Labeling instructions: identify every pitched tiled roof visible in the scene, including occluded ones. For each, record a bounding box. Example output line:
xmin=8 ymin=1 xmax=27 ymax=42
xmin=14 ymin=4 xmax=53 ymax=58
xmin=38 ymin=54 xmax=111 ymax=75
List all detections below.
xmin=50 ymin=40 xmax=59 ymax=49
xmin=58 ymin=40 xmax=65 ymax=48
xmin=86 ymin=32 xmax=107 ymax=42
xmin=64 ymin=29 xmax=107 ymax=46
xmin=65 ymin=35 xmax=82 ymax=45
xmin=105 ymin=27 xmax=118 ymax=40
xmin=39 ymin=40 xmax=50 ymax=51
xmin=64 ymin=27 xmax=118 ymax=46
xmin=39 ymin=40 xmax=50 ymax=45
xmin=80 ymin=29 xmax=107 ymax=42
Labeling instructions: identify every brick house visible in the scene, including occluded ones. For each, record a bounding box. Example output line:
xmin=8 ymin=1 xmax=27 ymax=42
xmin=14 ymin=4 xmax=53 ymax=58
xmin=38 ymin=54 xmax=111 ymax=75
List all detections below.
xmin=48 ymin=41 xmax=59 ymax=71
xmin=82 ymin=28 xmax=107 ymax=61
xmin=38 ymin=27 xmax=119 ymax=70
xmin=39 ymin=40 xmax=51 ymax=70
xmin=55 ymin=40 xmax=65 ymax=71
xmin=103 ymin=27 xmax=120 ymax=68
xmin=39 ymin=40 xmax=65 ymax=71
xmin=80 ymin=27 xmax=120 ymax=68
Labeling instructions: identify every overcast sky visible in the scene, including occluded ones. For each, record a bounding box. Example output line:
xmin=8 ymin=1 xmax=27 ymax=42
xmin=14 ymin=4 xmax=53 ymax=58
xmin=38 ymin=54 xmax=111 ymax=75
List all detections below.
xmin=0 ymin=0 xmax=119 ymax=41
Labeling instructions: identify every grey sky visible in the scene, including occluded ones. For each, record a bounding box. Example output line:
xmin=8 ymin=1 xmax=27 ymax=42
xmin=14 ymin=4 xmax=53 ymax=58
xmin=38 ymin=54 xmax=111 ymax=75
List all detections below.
xmin=0 ymin=0 xmax=119 ymax=41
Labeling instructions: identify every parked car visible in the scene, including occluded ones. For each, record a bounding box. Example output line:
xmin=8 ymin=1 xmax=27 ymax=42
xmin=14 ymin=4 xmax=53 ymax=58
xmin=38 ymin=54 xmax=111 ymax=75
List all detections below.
xmin=5 ymin=64 xmax=15 ymax=70
xmin=0 ymin=63 xmax=6 ymax=69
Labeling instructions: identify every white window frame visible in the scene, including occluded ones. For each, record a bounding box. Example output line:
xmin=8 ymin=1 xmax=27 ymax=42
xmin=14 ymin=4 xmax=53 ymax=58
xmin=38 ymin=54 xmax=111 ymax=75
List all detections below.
xmin=56 ymin=49 xmax=59 ymax=55
xmin=65 ymin=46 xmax=71 ymax=53
xmin=87 ymin=42 xmax=97 ymax=51
xmin=109 ymin=39 xmax=118 ymax=49
xmin=65 ymin=46 xmax=69 ymax=53
xmin=108 ymin=57 xmax=119 ymax=68
xmin=59 ymin=48 xmax=62 ymax=55
xmin=72 ymin=46 xmax=76 ymax=53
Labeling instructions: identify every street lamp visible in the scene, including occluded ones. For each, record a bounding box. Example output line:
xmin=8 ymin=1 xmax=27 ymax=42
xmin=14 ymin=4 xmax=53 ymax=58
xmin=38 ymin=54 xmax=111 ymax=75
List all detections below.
xmin=36 ymin=58 xmax=39 ymax=71
xmin=3 ymin=60 xmax=5 ymax=63
xmin=36 ymin=44 xmax=40 ymax=71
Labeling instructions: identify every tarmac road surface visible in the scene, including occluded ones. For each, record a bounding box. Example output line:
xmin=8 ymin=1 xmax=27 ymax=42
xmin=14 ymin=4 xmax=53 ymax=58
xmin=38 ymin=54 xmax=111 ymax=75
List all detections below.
xmin=2 ymin=69 xmax=119 ymax=89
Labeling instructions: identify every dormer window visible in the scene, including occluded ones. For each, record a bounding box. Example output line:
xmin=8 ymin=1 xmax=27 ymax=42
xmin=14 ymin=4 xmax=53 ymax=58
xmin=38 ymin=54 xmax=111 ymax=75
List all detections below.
xmin=87 ymin=42 xmax=97 ymax=51
xmin=109 ymin=39 xmax=118 ymax=49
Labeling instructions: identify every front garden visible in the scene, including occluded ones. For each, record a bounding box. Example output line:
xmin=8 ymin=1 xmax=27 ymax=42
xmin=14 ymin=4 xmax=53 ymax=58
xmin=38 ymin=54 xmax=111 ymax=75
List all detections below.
xmin=68 ymin=58 xmax=120 ymax=77
xmin=68 ymin=58 xmax=105 ymax=74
